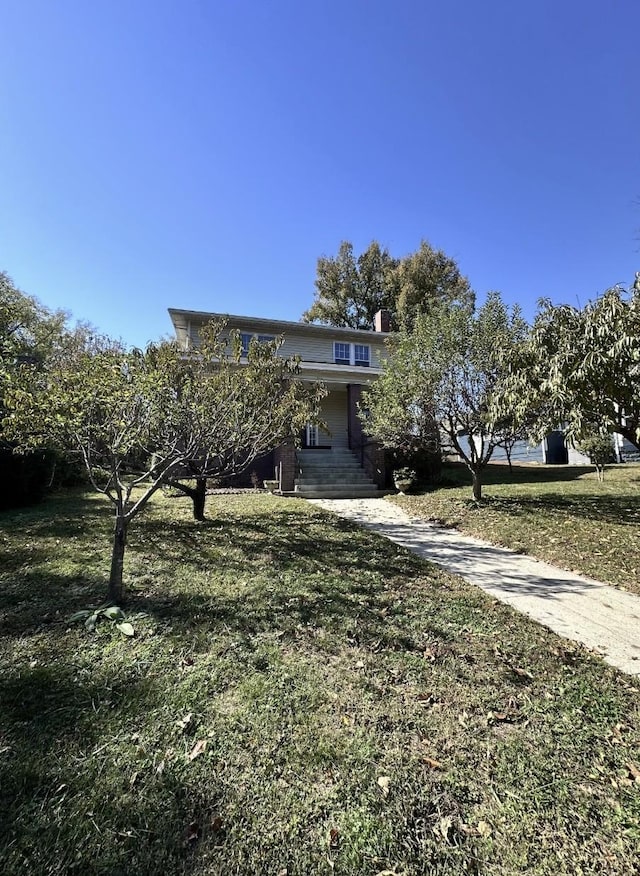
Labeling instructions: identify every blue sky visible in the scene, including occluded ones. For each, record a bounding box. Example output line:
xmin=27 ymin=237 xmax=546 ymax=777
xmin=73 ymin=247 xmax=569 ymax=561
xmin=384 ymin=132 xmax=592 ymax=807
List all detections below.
xmin=2 ymin=0 xmax=638 ymax=347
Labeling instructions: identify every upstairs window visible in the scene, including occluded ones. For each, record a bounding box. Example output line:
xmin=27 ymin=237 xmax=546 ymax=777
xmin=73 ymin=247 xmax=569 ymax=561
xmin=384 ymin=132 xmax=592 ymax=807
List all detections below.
xmin=239 ymin=332 xmax=276 ymax=357
xmin=334 ymin=342 xmax=351 ymax=365
xmin=354 ymin=344 xmax=370 ymax=367
xmin=240 ymin=333 xmax=253 ymax=357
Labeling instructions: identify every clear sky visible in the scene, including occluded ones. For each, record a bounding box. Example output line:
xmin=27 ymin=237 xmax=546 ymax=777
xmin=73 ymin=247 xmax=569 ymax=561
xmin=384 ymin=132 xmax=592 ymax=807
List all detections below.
xmin=1 ymin=0 xmax=638 ymax=347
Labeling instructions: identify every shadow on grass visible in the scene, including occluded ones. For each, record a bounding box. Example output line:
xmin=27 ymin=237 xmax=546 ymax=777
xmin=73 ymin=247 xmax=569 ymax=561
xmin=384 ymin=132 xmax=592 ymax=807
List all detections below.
xmin=0 ymin=489 xmax=110 ymax=536
xmin=480 ymin=492 xmax=640 ymax=528
xmin=132 ymin=506 xmax=465 ymax=652
xmin=437 ymin=462 xmax=596 ymax=490
xmin=0 ymin=658 xmax=215 ymax=875
xmin=0 ymin=494 xmax=472 ymax=874
xmin=0 ymin=569 xmax=108 ymax=638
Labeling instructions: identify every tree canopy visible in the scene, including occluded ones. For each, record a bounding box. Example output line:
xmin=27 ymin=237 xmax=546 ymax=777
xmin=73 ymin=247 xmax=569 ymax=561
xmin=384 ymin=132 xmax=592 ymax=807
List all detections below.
xmin=302 ymin=240 xmax=473 ymax=330
xmin=363 ymin=293 xmax=526 ymax=500
xmin=0 ymin=273 xmax=94 ymax=506
xmin=491 ymin=280 xmax=640 ymax=451
xmin=0 ymin=271 xmax=73 ymax=366
xmin=4 ymin=335 xmax=186 ymax=601
xmin=3 ymin=321 xmax=324 ymax=601
xmin=165 ymin=322 xmax=325 ymax=520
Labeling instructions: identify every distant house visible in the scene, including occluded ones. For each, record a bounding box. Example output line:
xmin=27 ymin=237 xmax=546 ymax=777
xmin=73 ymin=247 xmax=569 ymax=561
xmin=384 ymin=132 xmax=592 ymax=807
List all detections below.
xmin=490 ymin=430 xmax=639 ymax=466
xmin=168 ymin=308 xmax=392 ymax=497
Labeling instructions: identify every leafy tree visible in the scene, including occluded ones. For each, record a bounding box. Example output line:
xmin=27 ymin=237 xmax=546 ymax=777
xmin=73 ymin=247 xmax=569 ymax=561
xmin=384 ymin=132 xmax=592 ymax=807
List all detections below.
xmin=575 ymin=431 xmax=615 ymax=482
xmin=302 ymin=241 xmax=396 ymax=329
xmin=302 ymin=239 xmax=473 ymax=330
xmin=0 ymin=271 xmax=69 ymax=366
xmin=0 ymin=273 xmax=91 ymax=506
xmin=4 ymin=323 xmax=324 ymax=601
xmin=164 ymin=322 xmax=325 ymax=520
xmin=363 ymin=293 xmax=526 ymax=500
xmin=492 ymin=280 xmax=640 ymax=451
xmin=4 ymin=337 xmax=188 ymax=602
xmin=392 ymin=240 xmax=474 ymax=328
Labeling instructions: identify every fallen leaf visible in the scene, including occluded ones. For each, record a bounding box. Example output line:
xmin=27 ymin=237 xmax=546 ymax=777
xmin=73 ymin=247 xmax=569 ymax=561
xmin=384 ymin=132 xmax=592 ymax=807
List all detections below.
xmin=116 ymin=622 xmax=135 ymax=637
xmin=176 ymin=712 xmax=193 ymax=732
xmin=477 ymin=820 xmax=492 ymax=838
xmin=377 ymin=775 xmax=391 ymax=796
xmin=210 ymin=815 xmax=224 ymax=832
xmin=422 ymin=756 xmax=443 ymax=770
xmin=626 ymin=762 xmax=640 ymax=783
xmin=511 ymin=666 xmax=534 ymax=680
xmin=488 ymin=711 xmax=508 ymax=723
xmin=188 ymin=739 xmax=207 ymax=761
xmin=434 ymin=815 xmax=452 ymax=842
xmin=103 ymin=606 xmax=125 ymax=620
xmin=328 ymin=827 xmax=340 ymax=850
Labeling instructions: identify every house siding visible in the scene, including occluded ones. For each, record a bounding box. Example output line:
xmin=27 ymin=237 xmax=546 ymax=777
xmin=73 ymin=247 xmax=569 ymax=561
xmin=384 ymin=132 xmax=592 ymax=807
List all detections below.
xmin=319 ymin=390 xmax=349 ymax=447
xmin=187 ymin=323 xmax=386 ymax=369
xmin=490 ymin=440 xmax=546 ymax=464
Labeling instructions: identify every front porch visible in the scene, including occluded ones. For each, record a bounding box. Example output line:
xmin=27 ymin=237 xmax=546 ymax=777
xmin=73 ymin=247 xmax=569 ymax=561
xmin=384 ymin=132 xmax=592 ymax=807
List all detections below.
xmin=275 ymin=384 xmax=387 ymax=496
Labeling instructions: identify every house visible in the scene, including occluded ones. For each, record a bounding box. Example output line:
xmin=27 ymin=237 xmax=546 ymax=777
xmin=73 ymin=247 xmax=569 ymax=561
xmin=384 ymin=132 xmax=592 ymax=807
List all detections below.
xmin=168 ymin=307 xmax=392 ymax=497
xmin=490 ymin=430 xmax=639 ymax=466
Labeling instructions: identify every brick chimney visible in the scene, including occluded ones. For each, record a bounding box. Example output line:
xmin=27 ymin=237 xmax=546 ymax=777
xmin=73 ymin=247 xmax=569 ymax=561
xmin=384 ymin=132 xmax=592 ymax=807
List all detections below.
xmin=373 ymin=309 xmax=391 ymax=333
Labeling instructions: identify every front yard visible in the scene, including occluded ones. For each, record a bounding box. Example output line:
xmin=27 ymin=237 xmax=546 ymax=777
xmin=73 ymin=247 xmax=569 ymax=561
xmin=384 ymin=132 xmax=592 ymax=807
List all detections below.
xmin=1 ymin=490 xmax=639 ymax=874
xmin=393 ymin=463 xmax=640 ymax=596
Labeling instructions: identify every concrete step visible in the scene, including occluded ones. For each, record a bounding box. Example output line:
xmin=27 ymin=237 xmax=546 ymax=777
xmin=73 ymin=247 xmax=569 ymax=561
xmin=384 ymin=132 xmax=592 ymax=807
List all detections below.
xmin=295 ymin=482 xmax=376 ymax=494
xmin=294 ymin=449 xmax=377 ymax=498
xmin=293 ymin=488 xmax=382 ymax=499
xmin=299 ymin=465 xmax=364 ymax=478
xmin=296 ymin=475 xmax=373 ymax=486
xmin=298 ymin=458 xmax=363 ymax=465
xmin=298 ymin=454 xmax=360 ymax=461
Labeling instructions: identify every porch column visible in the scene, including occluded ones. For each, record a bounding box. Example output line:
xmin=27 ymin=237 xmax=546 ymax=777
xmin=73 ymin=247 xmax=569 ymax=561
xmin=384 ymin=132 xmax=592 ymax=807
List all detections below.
xmin=347 ymin=384 xmax=364 ymax=451
xmin=347 ymin=383 xmax=386 ymax=489
xmin=274 ymin=440 xmax=296 ymax=492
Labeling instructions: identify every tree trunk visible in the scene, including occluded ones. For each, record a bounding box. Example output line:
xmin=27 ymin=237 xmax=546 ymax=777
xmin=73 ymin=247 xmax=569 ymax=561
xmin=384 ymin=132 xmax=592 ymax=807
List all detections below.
xmin=108 ymin=513 xmax=128 ymax=604
xmin=505 ymin=446 xmax=513 ymax=475
xmin=167 ymin=478 xmax=208 ymax=520
xmin=471 ymin=469 xmax=482 ymax=501
xmin=193 ymin=478 xmax=207 ymax=521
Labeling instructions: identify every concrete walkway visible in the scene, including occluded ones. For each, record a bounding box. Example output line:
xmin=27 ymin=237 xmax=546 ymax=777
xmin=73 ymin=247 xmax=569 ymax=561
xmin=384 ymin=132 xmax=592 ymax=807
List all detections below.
xmin=309 ymin=497 xmax=640 ymax=677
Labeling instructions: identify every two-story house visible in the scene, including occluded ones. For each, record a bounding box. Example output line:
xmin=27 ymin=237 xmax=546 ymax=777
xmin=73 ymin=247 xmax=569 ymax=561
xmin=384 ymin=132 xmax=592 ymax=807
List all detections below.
xmin=168 ymin=307 xmax=392 ymax=497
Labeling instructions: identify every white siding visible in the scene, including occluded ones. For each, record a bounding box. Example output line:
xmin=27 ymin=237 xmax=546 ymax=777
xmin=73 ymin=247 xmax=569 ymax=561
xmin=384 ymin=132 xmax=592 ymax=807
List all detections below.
xmin=319 ymin=390 xmax=349 ymax=447
xmin=490 ymin=440 xmax=545 ymax=464
xmin=188 ymin=323 xmax=386 ymax=368
xmin=567 ymin=446 xmax=592 ymax=465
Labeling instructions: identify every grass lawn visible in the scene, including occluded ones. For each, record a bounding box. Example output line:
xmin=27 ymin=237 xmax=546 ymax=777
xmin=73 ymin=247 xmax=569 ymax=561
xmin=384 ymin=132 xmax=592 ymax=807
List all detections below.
xmin=1 ymin=489 xmax=639 ymax=875
xmin=393 ymin=463 xmax=640 ymax=597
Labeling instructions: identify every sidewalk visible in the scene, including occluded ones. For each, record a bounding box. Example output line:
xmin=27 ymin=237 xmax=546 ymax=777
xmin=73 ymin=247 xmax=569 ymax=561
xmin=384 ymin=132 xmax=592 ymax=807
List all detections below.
xmin=309 ymin=497 xmax=640 ymax=677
